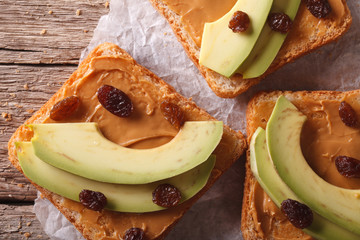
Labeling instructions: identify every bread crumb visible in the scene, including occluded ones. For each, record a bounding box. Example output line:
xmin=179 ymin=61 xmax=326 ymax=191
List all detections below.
xmin=36 ymin=235 xmax=43 ymax=239
xmin=48 ymin=10 xmax=53 ymax=14
xmin=40 ymin=29 xmax=47 ymax=35
xmin=24 ymin=232 xmax=31 ymax=238
xmin=17 ymin=183 xmax=24 ymax=188
xmin=76 ymin=9 xmax=81 ymax=16
xmin=83 ymin=29 xmax=89 ymax=33
xmin=164 ymin=32 xmax=167 ymax=36
xmin=10 ymin=93 xmax=16 ymax=98
xmin=26 ymin=222 xmax=32 ymax=227
xmin=24 ymin=83 xmax=29 ymax=90
xmin=49 ymin=59 xmax=53 ymax=63
xmin=3 ymin=102 xmax=8 ymax=106
xmin=17 ymin=220 xmax=22 ymax=230
xmin=26 ymin=109 xmax=35 ymax=114
xmin=15 ymin=104 xmax=23 ymax=108
xmin=15 ymin=69 xmax=20 ymax=73
xmin=2 ymin=112 xmax=12 ymax=121
xmin=105 ymin=1 xmax=110 ymax=8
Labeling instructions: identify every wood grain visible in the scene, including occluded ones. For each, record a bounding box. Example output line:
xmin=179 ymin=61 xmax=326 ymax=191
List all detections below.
xmin=0 ymin=65 xmax=77 ymax=201
xmin=1 ymin=0 xmax=109 ymax=237
xmin=0 ymin=203 xmax=49 ymax=239
xmin=0 ymin=0 xmax=108 ymax=201
xmin=0 ymin=0 xmax=109 ymax=65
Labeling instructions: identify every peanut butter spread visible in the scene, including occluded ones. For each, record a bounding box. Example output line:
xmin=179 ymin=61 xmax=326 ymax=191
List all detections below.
xmin=163 ymin=0 xmax=236 ymax=47
xmin=249 ymin=93 xmax=360 ymax=239
xmin=38 ymin=54 xmax=216 ymax=239
xmin=163 ymin=0 xmax=349 ymax=50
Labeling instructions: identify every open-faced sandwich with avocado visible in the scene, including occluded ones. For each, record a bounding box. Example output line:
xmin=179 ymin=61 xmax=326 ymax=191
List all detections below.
xmin=149 ymin=0 xmax=352 ymax=98
xmin=242 ymin=90 xmax=360 ymax=239
xmin=8 ymin=43 xmax=246 ymax=240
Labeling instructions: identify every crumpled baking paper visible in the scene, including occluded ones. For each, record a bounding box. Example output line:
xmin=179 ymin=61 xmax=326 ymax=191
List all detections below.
xmin=34 ymin=0 xmax=360 ymax=239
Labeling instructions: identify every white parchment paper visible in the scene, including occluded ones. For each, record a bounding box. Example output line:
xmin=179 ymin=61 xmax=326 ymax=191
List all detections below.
xmin=34 ymin=0 xmax=360 ymax=239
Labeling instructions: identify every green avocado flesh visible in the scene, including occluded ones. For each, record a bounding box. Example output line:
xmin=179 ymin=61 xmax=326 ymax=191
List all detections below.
xmin=199 ymin=0 xmax=273 ymax=77
xmin=17 ymin=142 xmax=215 ymax=213
xmin=266 ymin=96 xmax=360 ymax=235
xmin=30 ymin=121 xmax=222 ymax=184
xmin=250 ymin=127 xmax=360 ymax=240
xmin=236 ymin=0 xmax=301 ymax=79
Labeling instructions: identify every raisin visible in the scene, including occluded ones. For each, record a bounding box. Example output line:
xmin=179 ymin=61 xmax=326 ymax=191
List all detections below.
xmin=50 ymin=96 xmax=80 ymax=121
xmin=79 ymin=189 xmax=107 ymax=211
xmin=267 ymin=13 xmax=292 ymax=34
xmin=123 ymin=228 xmax=145 ymax=240
xmin=339 ymin=101 xmax=358 ymax=128
xmin=152 ymin=184 xmax=181 ymax=208
xmin=97 ymin=85 xmax=133 ymax=117
xmin=335 ymin=156 xmax=360 ymax=178
xmin=160 ymin=100 xmax=185 ymax=129
xmin=305 ymin=0 xmax=332 ymax=19
xmin=228 ymin=11 xmax=250 ymax=33
xmin=281 ymin=199 xmax=313 ymax=229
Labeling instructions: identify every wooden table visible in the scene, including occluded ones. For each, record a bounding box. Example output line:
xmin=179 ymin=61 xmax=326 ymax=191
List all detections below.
xmin=0 ymin=1 xmax=109 ymax=238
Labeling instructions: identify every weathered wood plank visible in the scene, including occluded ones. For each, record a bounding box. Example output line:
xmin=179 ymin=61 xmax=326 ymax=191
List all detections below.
xmin=0 ymin=64 xmax=77 ymax=201
xmin=0 ymin=203 xmax=49 ymax=239
xmin=0 ymin=0 xmax=109 ymax=64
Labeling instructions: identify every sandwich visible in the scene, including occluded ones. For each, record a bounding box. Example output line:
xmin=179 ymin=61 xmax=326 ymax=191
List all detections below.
xmin=148 ymin=0 xmax=352 ymax=98
xmin=8 ymin=43 xmax=246 ymax=240
xmin=242 ymin=90 xmax=360 ymax=239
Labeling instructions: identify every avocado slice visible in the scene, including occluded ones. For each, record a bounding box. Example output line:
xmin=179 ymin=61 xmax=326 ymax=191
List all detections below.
xmin=250 ymin=127 xmax=360 ymax=240
xmin=30 ymin=121 xmax=222 ymax=184
xmin=236 ymin=0 xmax=301 ymax=79
xmin=16 ymin=142 xmax=215 ymax=213
xmin=266 ymin=96 xmax=360 ymax=235
xmin=199 ymin=0 xmax=273 ymax=77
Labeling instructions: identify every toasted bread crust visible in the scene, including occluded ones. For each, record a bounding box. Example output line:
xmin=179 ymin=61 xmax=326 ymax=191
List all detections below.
xmin=148 ymin=0 xmax=352 ymax=98
xmin=241 ymin=90 xmax=358 ymax=239
xmin=8 ymin=43 xmax=246 ymax=240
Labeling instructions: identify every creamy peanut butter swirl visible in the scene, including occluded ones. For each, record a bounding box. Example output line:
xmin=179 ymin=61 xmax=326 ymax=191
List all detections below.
xmin=44 ymin=56 xmax=177 ymax=149
xmin=163 ymin=0 xmax=236 ymax=47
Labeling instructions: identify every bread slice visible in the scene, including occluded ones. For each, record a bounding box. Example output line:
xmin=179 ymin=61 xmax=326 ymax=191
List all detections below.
xmin=8 ymin=43 xmax=246 ymax=240
xmin=241 ymin=90 xmax=360 ymax=239
xmin=148 ymin=0 xmax=352 ymax=98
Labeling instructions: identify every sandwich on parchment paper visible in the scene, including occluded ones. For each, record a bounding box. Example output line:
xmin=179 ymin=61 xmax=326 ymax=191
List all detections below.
xmin=8 ymin=43 xmax=246 ymax=240
xmin=149 ymin=0 xmax=352 ymax=98
xmin=242 ymin=90 xmax=360 ymax=239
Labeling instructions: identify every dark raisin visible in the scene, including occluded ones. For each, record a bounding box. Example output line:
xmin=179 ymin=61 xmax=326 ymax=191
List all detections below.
xmin=123 ymin=228 xmax=145 ymax=240
xmin=228 ymin=11 xmax=250 ymax=33
xmin=305 ymin=0 xmax=332 ymax=19
xmin=281 ymin=199 xmax=313 ymax=229
xmin=339 ymin=101 xmax=358 ymax=127
xmin=79 ymin=189 xmax=107 ymax=211
xmin=335 ymin=156 xmax=360 ymax=178
xmin=267 ymin=13 xmax=292 ymax=34
xmin=97 ymin=85 xmax=133 ymax=117
xmin=152 ymin=184 xmax=181 ymax=208
xmin=160 ymin=100 xmax=185 ymax=129
xmin=50 ymin=96 xmax=80 ymax=121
